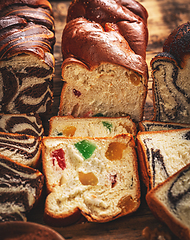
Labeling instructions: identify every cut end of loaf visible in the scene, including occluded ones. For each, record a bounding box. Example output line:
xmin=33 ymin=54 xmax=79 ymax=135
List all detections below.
xmin=59 ymin=62 xmax=147 ymax=122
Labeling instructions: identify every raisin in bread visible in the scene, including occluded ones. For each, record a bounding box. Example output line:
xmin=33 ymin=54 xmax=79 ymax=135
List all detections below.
xmin=151 ymin=22 xmax=190 ymax=124
xmin=0 ymin=0 xmax=55 ymax=114
xmin=139 ymin=120 xmax=190 ymax=132
xmin=59 ymin=0 xmax=148 ymax=122
xmin=0 ymin=154 xmax=44 ymax=222
xmin=0 ymin=131 xmax=41 ymax=168
xmin=136 ymin=128 xmax=190 ymax=191
xmin=42 ymin=134 xmax=140 ymax=225
xmin=0 ymin=113 xmax=44 ymax=137
xmin=146 ymin=163 xmax=190 ymax=240
xmin=49 ymin=116 xmax=137 ymax=137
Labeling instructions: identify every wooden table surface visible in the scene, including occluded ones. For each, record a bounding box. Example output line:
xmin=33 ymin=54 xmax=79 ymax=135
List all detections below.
xmin=28 ymin=1 xmax=190 ymax=239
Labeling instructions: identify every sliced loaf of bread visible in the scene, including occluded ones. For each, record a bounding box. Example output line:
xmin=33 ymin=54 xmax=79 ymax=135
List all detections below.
xmin=136 ymin=128 xmax=190 ymax=190
xmin=146 ymin=163 xmax=190 ymax=240
xmin=49 ymin=116 xmax=137 ymax=137
xmin=42 ymin=134 xmax=140 ymax=225
xmin=0 ymin=154 xmax=44 ymax=222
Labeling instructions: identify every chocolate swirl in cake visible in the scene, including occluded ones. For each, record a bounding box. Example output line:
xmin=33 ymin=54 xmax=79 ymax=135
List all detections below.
xmin=0 ymin=132 xmax=41 ymax=167
xmin=0 ymin=113 xmax=44 ymax=137
xmin=0 ymin=155 xmax=44 ymax=222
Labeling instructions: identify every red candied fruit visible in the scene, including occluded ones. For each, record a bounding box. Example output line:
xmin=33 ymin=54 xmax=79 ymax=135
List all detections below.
xmin=51 ymin=148 xmax=66 ymax=170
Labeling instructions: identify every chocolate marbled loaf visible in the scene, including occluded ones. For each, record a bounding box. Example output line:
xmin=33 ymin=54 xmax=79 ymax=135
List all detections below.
xmin=59 ymin=0 xmax=148 ymax=122
xmin=139 ymin=120 xmax=190 ymax=132
xmin=0 ymin=113 xmax=44 ymax=137
xmin=0 ymin=0 xmax=55 ymax=114
xmin=151 ymin=22 xmax=190 ymax=124
xmin=146 ymin=163 xmax=190 ymax=240
xmin=0 ymin=154 xmax=44 ymax=222
xmin=0 ymin=131 xmax=41 ymax=168
xmin=136 ymin=128 xmax=190 ymax=191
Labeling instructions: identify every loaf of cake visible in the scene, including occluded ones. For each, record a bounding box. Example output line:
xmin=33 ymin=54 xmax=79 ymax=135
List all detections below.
xmin=146 ymin=163 xmax=190 ymax=240
xmin=49 ymin=116 xmax=137 ymax=137
xmin=0 ymin=113 xmax=44 ymax=137
xmin=0 ymin=0 xmax=55 ymax=114
xmin=0 ymin=154 xmax=44 ymax=222
xmin=59 ymin=0 xmax=148 ymax=122
xmin=151 ymin=22 xmax=190 ymax=124
xmin=136 ymin=128 xmax=190 ymax=191
xmin=139 ymin=120 xmax=190 ymax=132
xmin=42 ymin=134 xmax=140 ymax=225
xmin=0 ymin=131 xmax=41 ymax=168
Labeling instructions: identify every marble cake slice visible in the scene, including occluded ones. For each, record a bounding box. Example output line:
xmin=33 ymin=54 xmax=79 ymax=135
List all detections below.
xmin=146 ymin=163 xmax=190 ymax=240
xmin=0 ymin=113 xmax=44 ymax=137
xmin=0 ymin=132 xmax=41 ymax=168
xmin=0 ymin=155 xmax=44 ymax=222
xmin=136 ymin=128 xmax=190 ymax=191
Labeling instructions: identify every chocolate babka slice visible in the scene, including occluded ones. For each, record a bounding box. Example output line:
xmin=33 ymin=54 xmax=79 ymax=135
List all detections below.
xmin=146 ymin=163 xmax=190 ymax=240
xmin=136 ymin=128 xmax=190 ymax=191
xmin=0 ymin=113 xmax=44 ymax=137
xmin=0 ymin=132 xmax=41 ymax=168
xmin=0 ymin=155 xmax=44 ymax=222
xmin=0 ymin=0 xmax=55 ymax=114
xmin=151 ymin=22 xmax=190 ymax=124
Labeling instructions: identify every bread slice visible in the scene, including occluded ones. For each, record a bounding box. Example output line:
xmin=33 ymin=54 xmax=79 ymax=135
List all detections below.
xmin=0 ymin=132 xmax=42 ymax=168
xmin=49 ymin=116 xmax=137 ymax=137
xmin=146 ymin=163 xmax=190 ymax=240
xmin=151 ymin=22 xmax=190 ymax=124
xmin=0 ymin=113 xmax=44 ymax=137
xmin=139 ymin=120 xmax=190 ymax=132
xmin=136 ymin=128 xmax=190 ymax=191
xmin=0 ymin=0 xmax=55 ymax=114
xmin=0 ymin=154 xmax=44 ymax=222
xmin=59 ymin=0 xmax=148 ymax=122
xmin=42 ymin=134 xmax=140 ymax=225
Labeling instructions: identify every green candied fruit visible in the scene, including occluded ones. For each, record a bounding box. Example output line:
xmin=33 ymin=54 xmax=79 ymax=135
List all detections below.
xmin=74 ymin=140 xmax=97 ymax=159
xmin=102 ymin=121 xmax=113 ymax=133
xmin=57 ymin=132 xmax=63 ymax=136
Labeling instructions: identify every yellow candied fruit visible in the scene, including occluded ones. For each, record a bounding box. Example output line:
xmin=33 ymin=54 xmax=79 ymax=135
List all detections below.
xmin=130 ymin=72 xmax=141 ymax=86
xmin=117 ymin=195 xmax=136 ymax=213
xmin=105 ymin=142 xmax=126 ymax=160
xmin=62 ymin=126 xmax=76 ymax=137
xmin=78 ymin=172 xmax=98 ymax=186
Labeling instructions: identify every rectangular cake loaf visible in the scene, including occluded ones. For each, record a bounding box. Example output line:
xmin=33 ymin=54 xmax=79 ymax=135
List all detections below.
xmin=42 ymin=134 xmax=140 ymax=226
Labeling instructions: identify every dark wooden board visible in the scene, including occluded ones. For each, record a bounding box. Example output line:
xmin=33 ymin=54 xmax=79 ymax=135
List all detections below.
xmin=29 ymin=1 xmax=190 ymax=239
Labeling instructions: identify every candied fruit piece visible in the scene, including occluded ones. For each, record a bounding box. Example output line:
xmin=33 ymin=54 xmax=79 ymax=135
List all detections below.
xmin=117 ymin=195 xmax=136 ymax=213
xmin=78 ymin=172 xmax=98 ymax=186
xmin=74 ymin=140 xmax=96 ymax=159
xmin=130 ymin=72 xmax=140 ymax=86
xmin=110 ymin=173 xmax=117 ymax=187
xmin=51 ymin=148 xmax=66 ymax=170
xmin=105 ymin=142 xmax=126 ymax=160
xmin=73 ymin=89 xmax=81 ymax=97
xmin=62 ymin=126 xmax=76 ymax=137
xmin=102 ymin=121 xmax=113 ymax=133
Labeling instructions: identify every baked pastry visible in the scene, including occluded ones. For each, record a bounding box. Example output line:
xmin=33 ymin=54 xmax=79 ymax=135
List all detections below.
xmin=0 ymin=154 xmax=44 ymax=222
xmin=0 ymin=131 xmax=41 ymax=168
xmin=146 ymin=163 xmax=190 ymax=240
xmin=42 ymin=134 xmax=140 ymax=225
xmin=136 ymin=128 xmax=190 ymax=191
xmin=59 ymin=0 xmax=148 ymax=122
xmin=0 ymin=0 xmax=55 ymax=114
xmin=49 ymin=115 xmax=137 ymax=137
xmin=139 ymin=120 xmax=190 ymax=132
xmin=151 ymin=22 xmax=190 ymax=124
xmin=0 ymin=113 xmax=44 ymax=137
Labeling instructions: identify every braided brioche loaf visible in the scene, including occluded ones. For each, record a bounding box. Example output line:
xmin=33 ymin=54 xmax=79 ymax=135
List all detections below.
xmin=151 ymin=22 xmax=190 ymax=124
xmin=0 ymin=0 xmax=55 ymax=114
xmin=42 ymin=134 xmax=140 ymax=226
xmin=59 ymin=0 xmax=148 ymax=122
